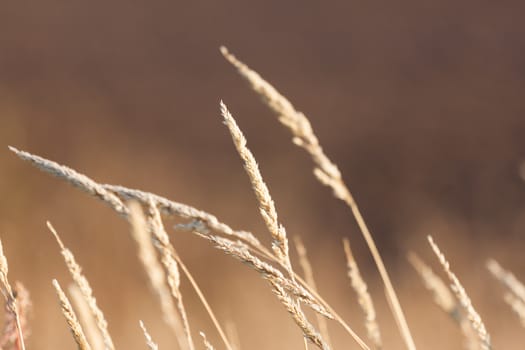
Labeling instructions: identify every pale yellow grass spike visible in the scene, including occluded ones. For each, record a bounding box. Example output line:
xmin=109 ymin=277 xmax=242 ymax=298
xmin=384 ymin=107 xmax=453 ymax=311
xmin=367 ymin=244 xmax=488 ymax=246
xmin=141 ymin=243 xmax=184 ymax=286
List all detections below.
xmin=221 ymin=47 xmax=416 ymax=350
xmin=128 ymin=201 xmax=187 ymax=350
xmin=47 ymin=222 xmax=115 ymax=350
xmin=408 ymin=253 xmax=478 ymax=350
xmin=52 ymin=279 xmax=92 ymax=350
xmin=293 ymin=236 xmax=332 ymax=348
xmin=69 ymin=285 xmax=105 ymax=350
xmin=408 ymin=252 xmax=457 ymax=316
xmin=9 ymin=146 xmax=260 ymax=249
xmin=428 ymin=236 xmax=491 ymax=350
xmin=343 ymin=238 xmax=382 ymax=349
xmin=0 ymin=240 xmax=26 ymax=350
xmin=199 ymin=332 xmax=215 ymax=350
xmin=8 ymin=147 xmax=128 ymax=216
xmin=503 ymin=293 xmax=525 ymax=328
xmin=107 ymin=185 xmax=260 ymax=248
xmin=486 ymin=260 xmax=525 ymax=329
xmin=220 ymin=101 xmax=292 ymax=275
xmin=139 ymin=321 xmax=159 ymax=350
xmin=487 ymin=259 xmax=525 ymax=303
xmin=270 ymin=280 xmax=330 ymax=350
xmin=146 ymin=202 xmax=194 ymax=350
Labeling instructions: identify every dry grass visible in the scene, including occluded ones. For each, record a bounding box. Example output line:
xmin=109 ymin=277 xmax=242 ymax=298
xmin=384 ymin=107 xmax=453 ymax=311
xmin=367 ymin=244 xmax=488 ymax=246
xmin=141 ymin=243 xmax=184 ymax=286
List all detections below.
xmin=128 ymin=201 xmax=186 ymax=350
xmin=47 ymin=222 xmax=115 ymax=350
xmin=68 ymin=285 xmax=105 ymax=350
xmin=220 ymin=100 xmax=292 ymax=275
xmin=428 ymin=236 xmax=491 ymax=350
xmin=221 ymin=46 xmax=416 ymax=350
xmin=408 ymin=252 xmax=479 ymax=350
xmin=1 ymin=46 xmax=523 ymax=350
xmin=343 ymin=238 xmax=382 ymax=349
xmin=139 ymin=321 xmax=159 ymax=350
xmin=294 ymin=236 xmax=332 ymax=348
xmin=199 ymin=332 xmax=215 ymax=350
xmin=52 ymin=279 xmax=92 ymax=350
xmin=0 ymin=240 xmax=28 ymax=350
xmin=487 ymin=260 xmax=525 ymax=328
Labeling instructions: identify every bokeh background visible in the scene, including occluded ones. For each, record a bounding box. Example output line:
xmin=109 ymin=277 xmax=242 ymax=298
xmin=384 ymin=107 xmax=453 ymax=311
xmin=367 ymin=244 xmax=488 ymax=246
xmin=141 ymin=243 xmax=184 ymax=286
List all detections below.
xmin=1 ymin=1 xmax=525 ymax=349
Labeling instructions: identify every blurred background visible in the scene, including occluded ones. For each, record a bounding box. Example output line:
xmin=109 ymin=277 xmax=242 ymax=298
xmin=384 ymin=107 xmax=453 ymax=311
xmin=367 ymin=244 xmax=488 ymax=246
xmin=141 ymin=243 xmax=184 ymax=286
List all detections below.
xmin=1 ymin=1 xmax=525 ymax=349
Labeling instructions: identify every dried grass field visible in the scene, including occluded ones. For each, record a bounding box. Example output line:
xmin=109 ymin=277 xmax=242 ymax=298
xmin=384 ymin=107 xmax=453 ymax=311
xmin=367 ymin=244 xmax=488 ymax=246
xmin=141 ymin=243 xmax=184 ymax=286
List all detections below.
xmin=2 ymin=2 xmax=525 ymax=349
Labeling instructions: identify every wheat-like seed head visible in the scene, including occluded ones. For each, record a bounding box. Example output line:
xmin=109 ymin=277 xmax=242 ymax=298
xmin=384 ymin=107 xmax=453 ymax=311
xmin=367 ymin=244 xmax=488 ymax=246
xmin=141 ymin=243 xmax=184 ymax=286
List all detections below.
xmin=428 ymin=236 xmax=491 ymax=350
xmin=343 ymin=238 xmax=382 ymax=349
xmin=408 ymin=252 xmax=479 ymax=350
xmin=408 ymin=252 xmax=457 ymax=315
xmin=47 ymin=222 xmax=115 ymax=350
xmin=503 ymin=293 xmax=525 ymax=328
xmin=139 ymin=321 xmax=159 ymax=350
xmin=220 ymin=100 xmax=292 ymax=274
xmin=199 ymin=332 xmax=215 ymax=350
xmin=487 ymin=259 xmax=525 ymax=303
xmin=52 ymin=279 xmax=92 ymax=350
xmin=8 ymin=147 xmax=128 ymax=216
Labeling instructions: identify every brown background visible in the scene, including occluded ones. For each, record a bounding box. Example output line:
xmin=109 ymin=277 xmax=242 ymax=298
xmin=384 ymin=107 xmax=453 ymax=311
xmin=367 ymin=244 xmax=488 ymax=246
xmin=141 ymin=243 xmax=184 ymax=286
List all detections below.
xmin=1 ymin=1 xmax=525 ymax=349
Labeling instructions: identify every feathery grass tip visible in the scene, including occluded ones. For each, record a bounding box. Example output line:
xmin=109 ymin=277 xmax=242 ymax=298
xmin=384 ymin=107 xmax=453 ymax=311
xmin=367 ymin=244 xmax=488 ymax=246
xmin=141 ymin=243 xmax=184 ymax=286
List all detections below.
xmin=428 ymin=236 xmax=491 ymax=350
